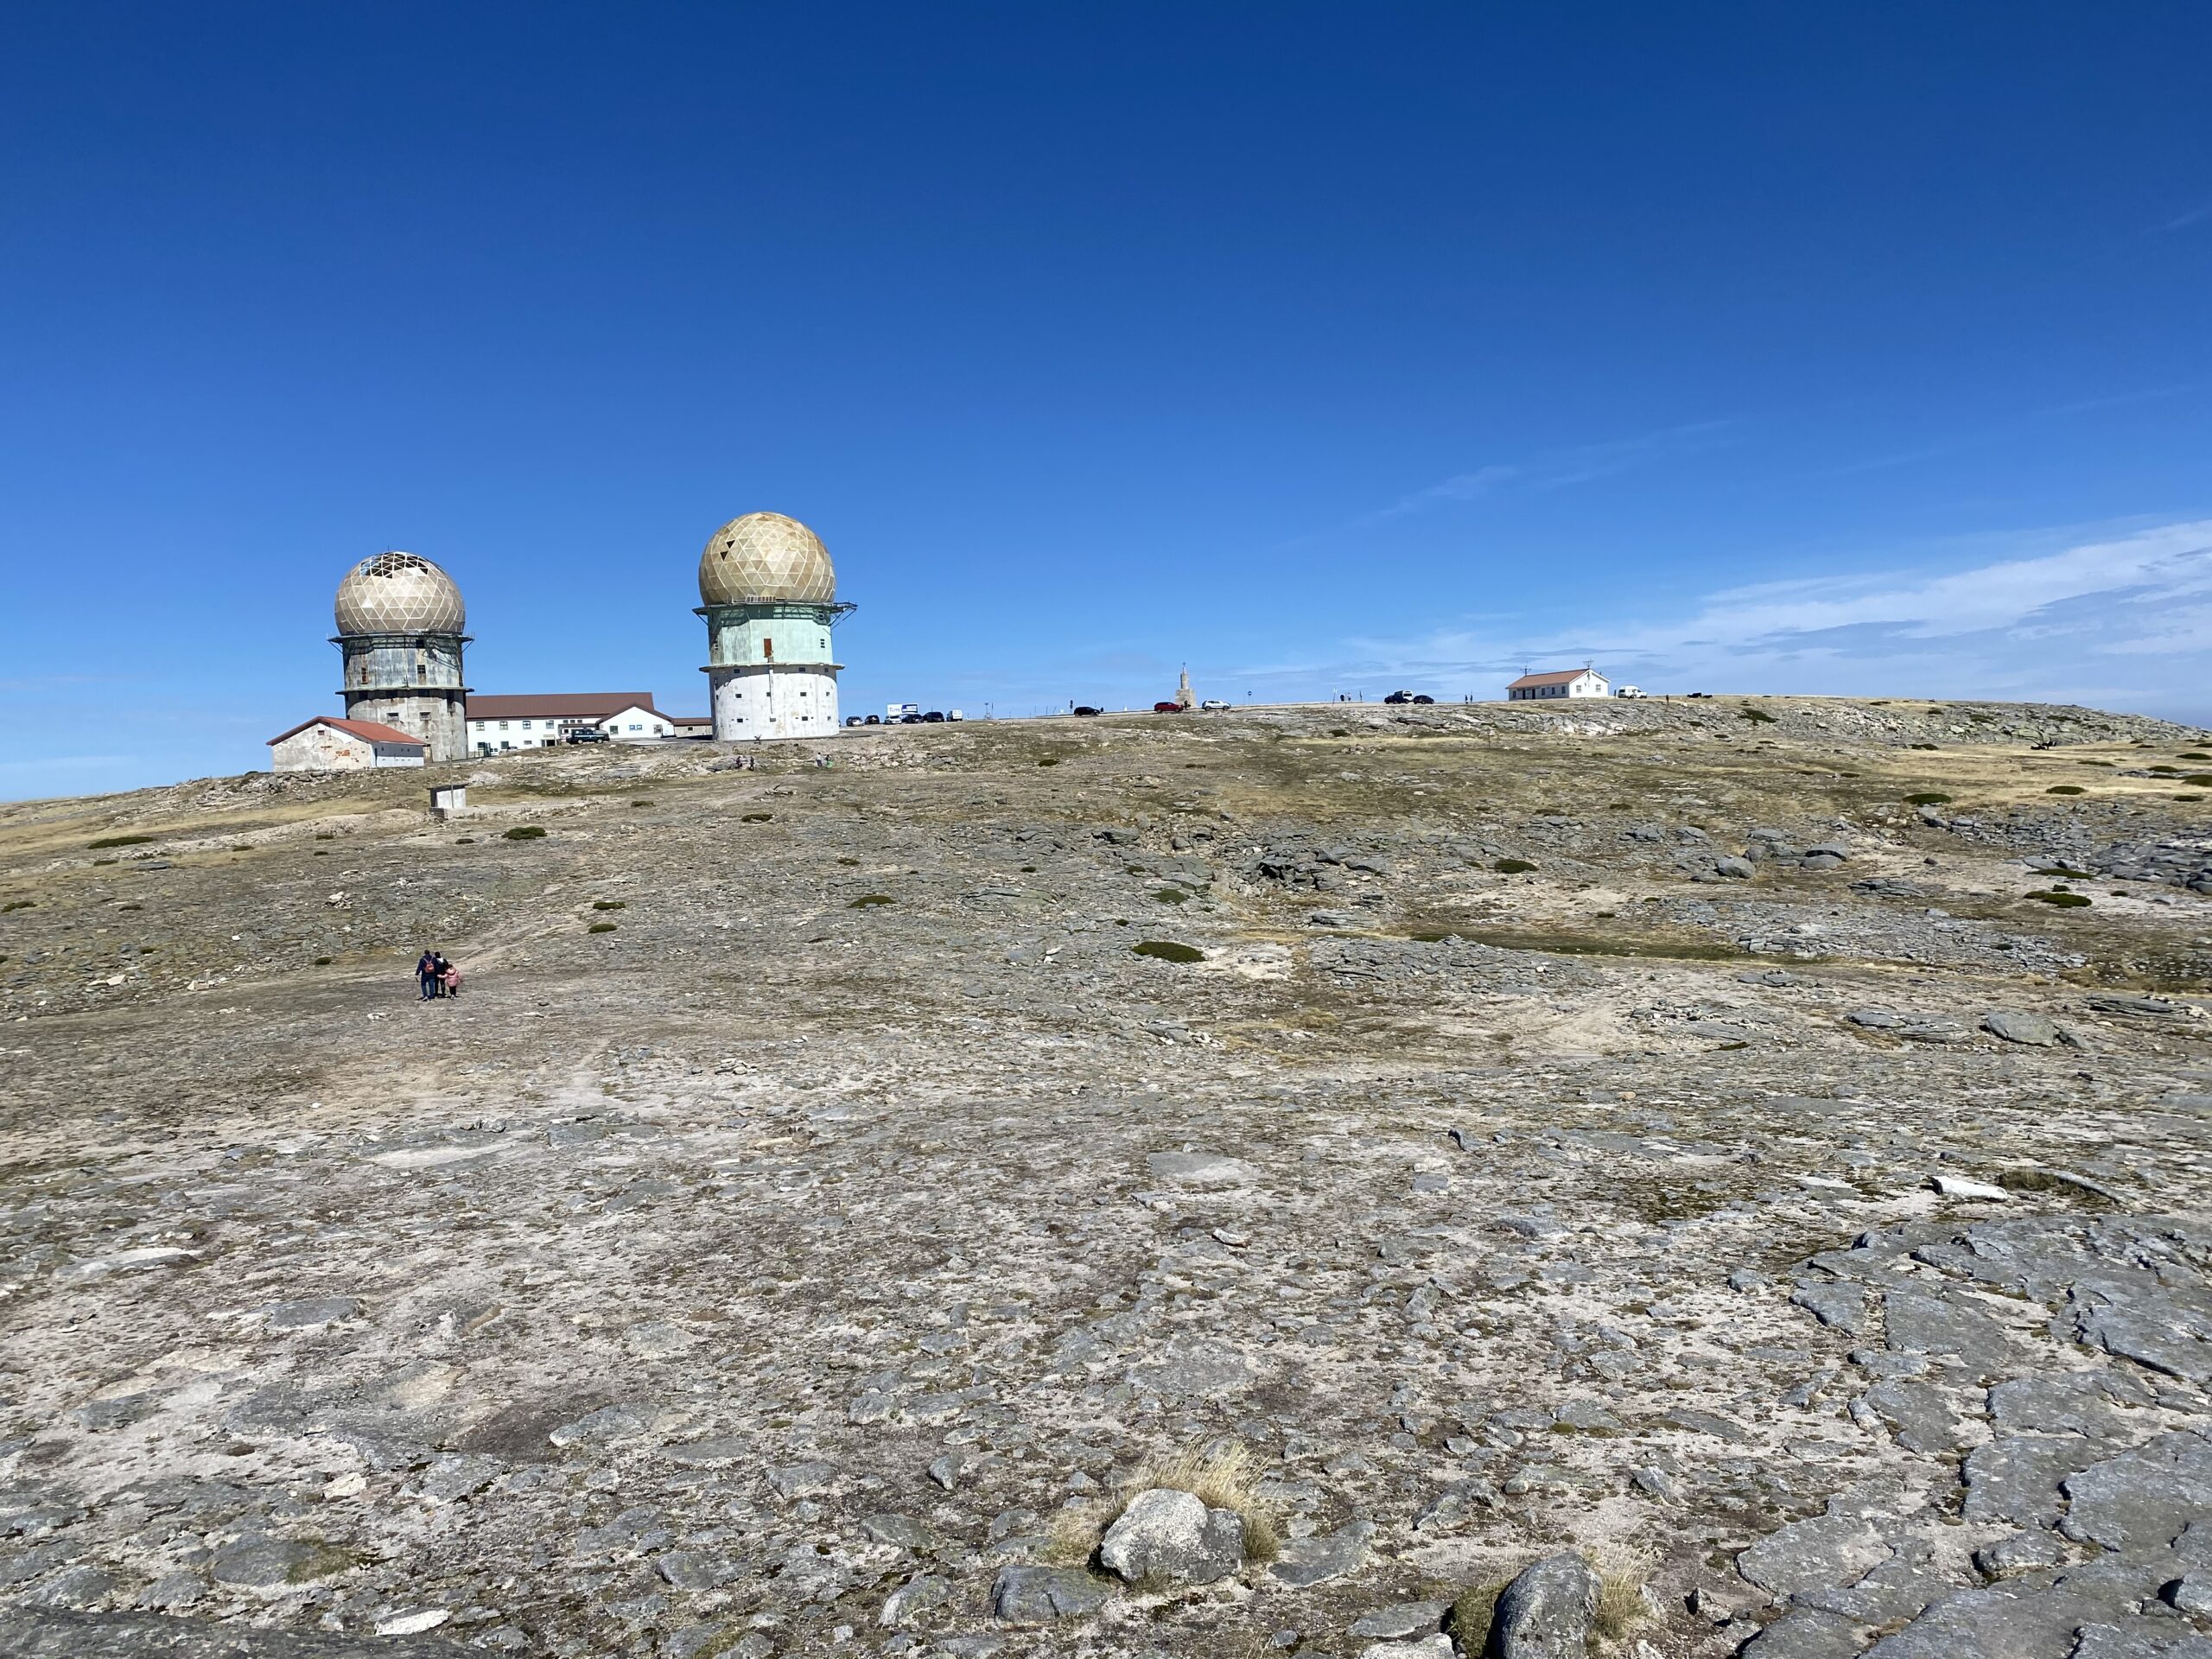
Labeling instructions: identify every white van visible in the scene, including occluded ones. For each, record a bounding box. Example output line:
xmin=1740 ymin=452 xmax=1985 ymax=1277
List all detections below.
xmin=1614 ymin=685 xmax=1643 ymax=699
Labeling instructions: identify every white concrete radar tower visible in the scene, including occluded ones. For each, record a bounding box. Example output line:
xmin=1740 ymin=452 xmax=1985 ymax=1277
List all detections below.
xmin=332 ymin=552 xmax=469 ymax=762
xmin=697 ymin=512 xmax=853 ymax=740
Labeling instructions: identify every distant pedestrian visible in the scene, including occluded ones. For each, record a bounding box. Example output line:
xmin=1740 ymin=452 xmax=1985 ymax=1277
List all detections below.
xmin=429 ymin=952 xmax=449 ymax=998
xmin=441 ymin=959 xmax=462 ymax=999
xmin=416 ymin=950 xmax=437 ymax=1001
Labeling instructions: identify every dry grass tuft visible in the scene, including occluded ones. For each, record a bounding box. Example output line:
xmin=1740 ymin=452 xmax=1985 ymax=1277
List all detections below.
xmin=1046 ymin=1501 xmax=1109 ymax=1565
xmin=1592 ymin=1553 xmax=1653 ymax=1643
xmin=1446 ymin=1580 xmax=1506 ymax=1645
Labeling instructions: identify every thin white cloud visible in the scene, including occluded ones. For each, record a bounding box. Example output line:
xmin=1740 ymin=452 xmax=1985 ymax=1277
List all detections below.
xmin=1233 ymin=518 xmax=2212 ymax=725
xmin=1358 ymin=420 xmax=1735 ymax=524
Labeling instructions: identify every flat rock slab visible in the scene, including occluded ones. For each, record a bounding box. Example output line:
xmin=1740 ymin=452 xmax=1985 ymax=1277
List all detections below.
xmin=1144 ymin=1152 xmax=1256 ymax=1188
xmin=1738 ymin=1513 xmax=1889 ymax=1598
xmin=988 ymin=1565 xmax=1109 ymax=1624
xmin=1271 ymin=1520 xmax=1376 ymax=1588
xmin=0 ymin=1611 xmax=472 ymax=1656
xmin=1349 ymin=1599 xmax=1451 ymax=1639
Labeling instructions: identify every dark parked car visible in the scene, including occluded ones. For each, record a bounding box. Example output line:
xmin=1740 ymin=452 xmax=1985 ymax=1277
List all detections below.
xmin=1073 ymin=706 xmax=1103 ymax=717
xmin=563 ymin=728 xmax=610 ymax=744
xmin=1153 ymin=701 xmax=1183 ymax=714
xmin=922 ymin=710 xmax=944 ymax=723
xmin=1384 ymin=690 xmax=1413 ymax=704
xmin=899 ymin=713 xmax=924 ymax=723
xmin=1413 ymin=694 xmax=1434 ymax=704
xmin=864 ymin=714 xmax=881 ymax=725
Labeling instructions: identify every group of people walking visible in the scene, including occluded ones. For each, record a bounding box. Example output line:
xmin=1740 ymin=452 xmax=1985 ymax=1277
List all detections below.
xmin=416 ymin=950 xmax=462 ymax=1001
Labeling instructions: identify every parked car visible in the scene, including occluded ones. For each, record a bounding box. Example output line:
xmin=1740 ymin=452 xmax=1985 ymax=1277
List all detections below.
xmin=1383 ymin=690 xmax=1413 ymax=704
xmin=1688 ymin=691 xmax=1712 ymax=699
xmin=864 ymin=714 xmax=881 ymax=725
xmin=844 ymin=715 xmax=865 ymax=726
xmin=899 ymin=713 xmax=924 ymax=724
xmin=1152 ymin=701 xmax=1184 ymax=714
xmin=563 ymin=728 xmax=609 ymax=744
xmin=923 ymin=710 xmax=944 ymax=723
xmin=1613 ymin=686 xmax=1643 ymax=699
xmin=947 ymin=709 xmax=964 ymax=721
xmin=1412 ymin=694 xmax=1434 ymax=705
xmin=1199 ymin=699 xmax=1230 ymax=711
xmin=1073 ymin=706 xmax=1102 ymax=717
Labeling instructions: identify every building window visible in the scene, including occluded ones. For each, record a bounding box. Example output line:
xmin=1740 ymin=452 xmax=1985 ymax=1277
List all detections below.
xmin=499 ymin=720 xmax=509 ymax=730
xmin=763 ymin=637 xmax=774 ymax=660
xmin=521 ymin=719 xmax=531 ymax=729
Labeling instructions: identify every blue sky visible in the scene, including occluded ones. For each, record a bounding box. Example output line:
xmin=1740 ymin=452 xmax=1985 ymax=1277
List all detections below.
xmin=4 ymin=3 xmax=2211 ymax=798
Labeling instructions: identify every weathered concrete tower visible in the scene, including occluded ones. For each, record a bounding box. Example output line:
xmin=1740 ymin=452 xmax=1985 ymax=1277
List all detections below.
xmin=698 ymin=512 xmax=853 ymax=740
xmin=332 ymin=552 xmax=469 ymax=763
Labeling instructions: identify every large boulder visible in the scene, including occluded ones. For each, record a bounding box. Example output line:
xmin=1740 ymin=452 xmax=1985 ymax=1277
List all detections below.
xmin=1097 ymin=1487 xmax=1244 ymax=1585
xmin=1484 ymin=1552 xmax=1601 ymax=1658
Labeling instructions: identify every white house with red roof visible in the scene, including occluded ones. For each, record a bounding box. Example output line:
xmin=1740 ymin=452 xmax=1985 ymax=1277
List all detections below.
xmin=267 ymin=716 xmax=429 ymax=772
xmin=1506 ymin=666 xmax=1611 ymax=702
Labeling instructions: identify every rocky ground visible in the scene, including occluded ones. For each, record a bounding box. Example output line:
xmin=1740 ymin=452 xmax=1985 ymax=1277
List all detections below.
xmin=2 ymin=694 xmax=2210 ymax=1659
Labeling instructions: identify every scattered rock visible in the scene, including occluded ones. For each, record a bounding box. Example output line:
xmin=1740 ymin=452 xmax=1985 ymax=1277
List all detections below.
xmin=1483 ymin=1551 xmax=1601 ymax=1658
xmin=1097 ymin=1487 xmax=1244 ymax=1585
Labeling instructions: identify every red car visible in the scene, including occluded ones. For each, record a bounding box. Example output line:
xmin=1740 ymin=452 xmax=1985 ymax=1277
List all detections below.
xmin=1153 ymin=701 xmax=1184 ymax=714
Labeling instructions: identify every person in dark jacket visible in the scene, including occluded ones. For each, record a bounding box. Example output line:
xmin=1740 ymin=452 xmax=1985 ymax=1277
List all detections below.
xmin=416 ymin=950 xmax=438 ymax=1001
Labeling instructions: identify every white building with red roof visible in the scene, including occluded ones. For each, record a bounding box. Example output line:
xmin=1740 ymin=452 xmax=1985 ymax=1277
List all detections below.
xmin=1506 ymin=666 xmax=1611 ymax=702
xmin=267 ymin=716 xmax=429 ymax=772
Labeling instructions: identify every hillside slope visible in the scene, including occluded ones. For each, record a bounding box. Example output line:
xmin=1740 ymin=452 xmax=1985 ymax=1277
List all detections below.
xmin=3 ymin=697 xmax=2210 ymax=1658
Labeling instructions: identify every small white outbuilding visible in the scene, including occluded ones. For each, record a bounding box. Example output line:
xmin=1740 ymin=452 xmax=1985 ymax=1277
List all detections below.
xmin=269 ymin=716 xmax=429 ymax=772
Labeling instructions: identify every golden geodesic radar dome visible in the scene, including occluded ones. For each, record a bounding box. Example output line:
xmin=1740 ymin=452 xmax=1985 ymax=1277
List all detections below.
xmin=697 ymin=512 xmax=836 ymax=607
xmin=333 ymin=552 xmax=467 ymax=635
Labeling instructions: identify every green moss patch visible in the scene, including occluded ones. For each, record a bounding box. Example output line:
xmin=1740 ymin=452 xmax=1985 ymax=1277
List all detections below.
xmin=588 ymin=922 xmax=618 ymax=933
xmin=1905 ymin=792 xmax=1951 ymax=805
xmin=2046 ymin=785 xmax=2086 ymax=796
xmin=88 ymin=835 xmax=154 ymax=849
xmin=1494 ymin=857 xmax=1537 ymax=874
xmin=503 ymin=826 xmax=547 ymax=840
xmin=592 ymin=899 xmax=626 ymax=911
xmin=1132 ymin=939 xmax=1204 ymax=963
xmin=1738 ymin=706 xmax=1777 ymax=723
xmin=849 ymin=894 xmax=895 ymax=908
xmin=1448 ymin=926 xmax=1751 ymax=963
xmin=2025 ymin=889 xmax=2091 ymax=907
xmin=741 ymin=811 xmax=772 ymax=822
xmin=1154 ymin=889 xmax=1189 ymax=904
